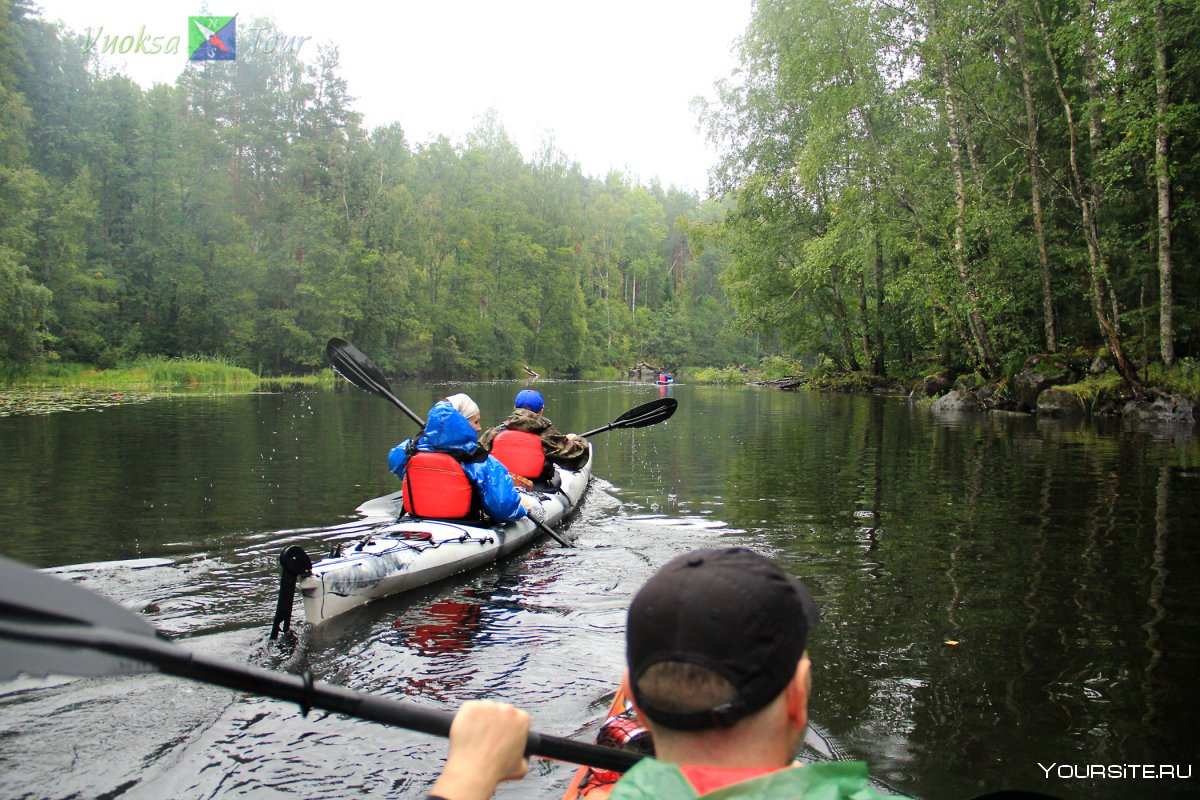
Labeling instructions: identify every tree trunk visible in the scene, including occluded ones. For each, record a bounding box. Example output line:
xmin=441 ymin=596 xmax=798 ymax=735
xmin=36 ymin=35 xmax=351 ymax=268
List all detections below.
xmin=1010 ymin=2 xmax=1057 ymax=352
xmin=872 ymin=212 xmax=886 ymax=376
xmin=830 ymin=262 xmax=862 ymax=372
xmin=938 ymin=47 xmax=999 ymax=375
xmin=859 ymin=272 xmax=874 ymax=371
xmin=1155 ymin=0 xmax=1175 ymax=366
xmin=1035 ymin=0 xmax=1144 ymax=396
xmin=1080 ymin=0 xmax=1122 ymax=335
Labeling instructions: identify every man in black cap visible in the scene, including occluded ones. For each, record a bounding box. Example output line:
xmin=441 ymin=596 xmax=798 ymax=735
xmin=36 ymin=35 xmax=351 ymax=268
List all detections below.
xmin=604 ymin=546 xmax=896 ymax=798
xmin=427 ymin=547 xmax=895 ymax=799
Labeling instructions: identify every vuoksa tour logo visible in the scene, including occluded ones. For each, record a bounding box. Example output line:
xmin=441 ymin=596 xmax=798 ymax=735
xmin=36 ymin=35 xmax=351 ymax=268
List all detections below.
xmin=188 ymin=15 xmax=236 ymax=61
xmin=81 ymin=14 xmax=306 ymax=61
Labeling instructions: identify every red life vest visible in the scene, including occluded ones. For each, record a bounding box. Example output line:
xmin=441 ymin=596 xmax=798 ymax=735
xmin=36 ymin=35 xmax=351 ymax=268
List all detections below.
xmin=402 ymin=452 xmax=475 ymax=518
xmin=489 ymin=429 xmax=546 ymax=480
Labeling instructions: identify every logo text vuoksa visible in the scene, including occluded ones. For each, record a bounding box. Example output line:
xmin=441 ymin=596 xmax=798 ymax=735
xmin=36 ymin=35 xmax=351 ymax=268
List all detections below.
xmin=82 ymin=18 xmax=307 ymax=60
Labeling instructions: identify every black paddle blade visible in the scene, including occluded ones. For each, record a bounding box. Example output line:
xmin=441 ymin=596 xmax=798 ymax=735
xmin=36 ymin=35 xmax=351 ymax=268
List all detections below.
xmin=327 ymin=338 xmax=425 ymax=427
xmin=0 ymin=556 xmax=159 ymax=680
xmin=327 ymin=338 xmax=395 ymax=399
xmin=611 ymin=398 xmax=677 ymax=429
xmin=580 ymin=398 xmax=678 ymax=438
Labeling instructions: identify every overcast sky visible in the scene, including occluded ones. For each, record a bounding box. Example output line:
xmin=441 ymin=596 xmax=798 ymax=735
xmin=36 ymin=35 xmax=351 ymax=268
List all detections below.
xmin=31 ymin=1 xmax=752 ymax=197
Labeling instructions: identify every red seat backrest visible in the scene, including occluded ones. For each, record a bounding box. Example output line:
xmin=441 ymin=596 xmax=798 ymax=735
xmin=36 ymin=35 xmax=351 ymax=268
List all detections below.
xmin=489 ymin=430 xmax=546 ymax=479
xmin=402 ymin=452 xmax=475 ymax=518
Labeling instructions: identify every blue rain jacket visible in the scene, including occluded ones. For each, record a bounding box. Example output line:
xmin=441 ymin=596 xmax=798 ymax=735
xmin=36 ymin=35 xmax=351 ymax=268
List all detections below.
xmin=387 ymin=400 xmax=527 ymax=523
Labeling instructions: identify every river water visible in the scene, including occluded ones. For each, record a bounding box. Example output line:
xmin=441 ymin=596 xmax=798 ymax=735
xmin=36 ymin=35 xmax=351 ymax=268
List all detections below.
xmin=0 ymin=382 xmax=1196 ymax=800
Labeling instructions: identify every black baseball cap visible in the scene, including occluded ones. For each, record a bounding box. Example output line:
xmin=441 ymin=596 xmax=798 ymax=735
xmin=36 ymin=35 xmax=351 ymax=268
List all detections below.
xmin=626 ymin=547 xmax=820 ymax=731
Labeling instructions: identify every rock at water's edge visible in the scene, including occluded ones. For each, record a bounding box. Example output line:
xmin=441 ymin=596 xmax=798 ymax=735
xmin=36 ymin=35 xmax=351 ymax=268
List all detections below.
xmin=931 ymin=389 xmax=980 ymax=413
xmin=1037 ymin=388 xmax=1086 ymax=417
xmin=922 ymin=372 xmax=954 ymax=397
xmin=1122 ymin=394 xmax=1195 ymax=424
xmin=1012 ymin=368 xmax=1074 ymax=412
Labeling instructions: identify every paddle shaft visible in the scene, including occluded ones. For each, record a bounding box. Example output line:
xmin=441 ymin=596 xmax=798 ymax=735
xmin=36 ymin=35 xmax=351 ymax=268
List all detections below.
xmin=580 ymin=421 xmax=621 ymax=438
xmin=0 ymin=620 xmax=641 ymax=774
xmin=534 ymin=518 xmax=571 ymax=548
xmin=373 ymin=386 xmax=424 ymax=428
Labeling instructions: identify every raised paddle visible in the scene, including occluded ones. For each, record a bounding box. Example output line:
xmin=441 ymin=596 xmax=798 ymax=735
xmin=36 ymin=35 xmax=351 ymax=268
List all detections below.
xmin=327 ymin=337 xmax=425 ymax=428
xmin=520 ymin=398 xmax=677 ymax=548
xmin=0 ymin=555 xmax=641 ymax=774
xmin=580 ymin=397 xmax=677 ymax=438
xmin=516 ymin=403 xmax=678 ymax=549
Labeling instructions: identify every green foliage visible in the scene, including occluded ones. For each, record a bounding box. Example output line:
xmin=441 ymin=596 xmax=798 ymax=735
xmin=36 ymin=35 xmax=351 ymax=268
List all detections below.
xmin=0 ymin=245 xmax=50 ymax=362
xmin=126 ymin=356 xmax=260 ymax=387
xmin=0 ymin=64 xmax=51 ymax=362
xmin=758 ymin=355 xmax=805 ymax=381
xmin=1 ymin=356 xmax=259 ymax=387
xmin=805 ymin=371 xmax=880 ymax=393
xmin=1052 ymin=374 xmax=1128 ymax=406
xmin=692 ymin=366 xmax=749 ymax=385
xmin=0 ymin=10 xmax=760 ymax=379
xmin=699 ymin=0 xmax=1200 ymax=384
xmin=8 ymin=0 xmax=1196 ymax=389
xmin=1144 ymin=360 xmax=1200 ymax=401
xmin=579 ymin=366 xmax=623 ymax=380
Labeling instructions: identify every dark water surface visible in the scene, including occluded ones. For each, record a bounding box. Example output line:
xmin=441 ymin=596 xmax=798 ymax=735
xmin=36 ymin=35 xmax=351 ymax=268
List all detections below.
xmin=1 ymin=382 xmax=1197 ymax=799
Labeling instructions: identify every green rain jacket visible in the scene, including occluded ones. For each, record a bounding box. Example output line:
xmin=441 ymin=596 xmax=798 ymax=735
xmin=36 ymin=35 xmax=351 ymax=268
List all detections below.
xmin=607 ymin=758 xmax=899 ymax=800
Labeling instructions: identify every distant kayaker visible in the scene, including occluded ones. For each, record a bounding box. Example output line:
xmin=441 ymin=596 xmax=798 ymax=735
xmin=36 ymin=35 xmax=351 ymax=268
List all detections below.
xmin=479 ymin=389 xmax=589 ymax=481
xmin=387 ymin=394 xmax=541 ymax=523
xmin=427 ymin=547 xmax=900 ymax=800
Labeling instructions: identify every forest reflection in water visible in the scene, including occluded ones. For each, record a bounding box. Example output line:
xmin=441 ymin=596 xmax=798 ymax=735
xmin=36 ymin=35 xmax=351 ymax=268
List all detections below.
xmin=0 ymin=383 xmax=1196 ymax=800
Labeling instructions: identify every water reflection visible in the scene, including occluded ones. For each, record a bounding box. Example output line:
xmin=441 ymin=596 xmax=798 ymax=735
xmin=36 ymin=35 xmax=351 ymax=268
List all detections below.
xmin=1 ymin=385 xmax=1197 ymax=799
xmin=401 ymin=596 xmax=485 ymax=659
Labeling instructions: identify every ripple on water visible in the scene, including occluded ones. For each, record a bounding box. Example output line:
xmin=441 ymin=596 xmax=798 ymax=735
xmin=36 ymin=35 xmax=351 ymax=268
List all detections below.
xmin=0 ymin=492 xmax=904 ymax=799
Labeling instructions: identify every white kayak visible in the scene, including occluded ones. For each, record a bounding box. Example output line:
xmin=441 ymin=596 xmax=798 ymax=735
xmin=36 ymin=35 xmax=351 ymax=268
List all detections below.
xmin=272 ymin=448 xmax=592 ymax=629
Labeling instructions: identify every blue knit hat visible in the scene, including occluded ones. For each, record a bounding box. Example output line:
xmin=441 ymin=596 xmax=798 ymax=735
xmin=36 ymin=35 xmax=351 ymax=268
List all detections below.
xmin=514 ymin=389 xmax=545 ymax=413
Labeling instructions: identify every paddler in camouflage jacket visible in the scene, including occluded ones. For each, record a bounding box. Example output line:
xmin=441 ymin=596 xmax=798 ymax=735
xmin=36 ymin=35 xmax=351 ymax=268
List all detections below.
xmin=479 ymin=389 xmax=590 ymax=477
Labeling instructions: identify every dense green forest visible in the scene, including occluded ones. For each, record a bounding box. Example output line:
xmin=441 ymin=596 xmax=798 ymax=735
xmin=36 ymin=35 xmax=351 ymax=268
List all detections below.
xmin=0 ymin=1 xmax=755 ymax=379
xmin=697 ymin=0 xmax=1199 ymax=394
xmin=1 ymin=0 xmax=1197 ymax=388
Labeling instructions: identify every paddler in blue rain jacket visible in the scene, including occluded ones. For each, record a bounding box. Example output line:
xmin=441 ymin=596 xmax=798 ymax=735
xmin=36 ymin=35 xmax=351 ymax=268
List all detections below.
xmin=388 ymin=393 xmax=540 ymax=523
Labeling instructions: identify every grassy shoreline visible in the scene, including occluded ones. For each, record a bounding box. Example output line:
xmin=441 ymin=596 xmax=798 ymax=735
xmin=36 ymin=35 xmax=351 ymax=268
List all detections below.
xmin=5 ymin=357 xmax=259 ymax=388
xmin=1 ymin=357 xmax=330 ymax=416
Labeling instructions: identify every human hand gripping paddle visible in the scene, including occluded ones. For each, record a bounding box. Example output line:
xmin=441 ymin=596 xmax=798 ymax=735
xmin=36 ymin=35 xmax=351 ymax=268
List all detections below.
xmin=325 ymin=339 xmax=678 ymax=548
xmin=0 ymin=555 xmax=643 ymax=774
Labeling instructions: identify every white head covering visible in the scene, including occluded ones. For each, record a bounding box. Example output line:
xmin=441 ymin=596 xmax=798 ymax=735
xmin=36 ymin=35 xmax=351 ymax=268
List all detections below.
xmin=445 ymin=393 xmax=480 ymax=421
